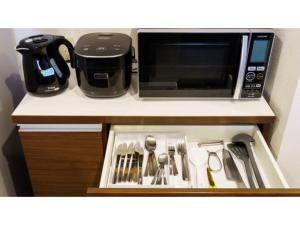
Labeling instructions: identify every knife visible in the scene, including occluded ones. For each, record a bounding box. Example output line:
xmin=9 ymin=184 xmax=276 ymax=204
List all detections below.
xmin=222 ymin=149 xmax=246 ymax=188
xmin=135 ymin=143 xmax=144 ymax=185
xmin=112 ymin=145 xmax=122 ymax=184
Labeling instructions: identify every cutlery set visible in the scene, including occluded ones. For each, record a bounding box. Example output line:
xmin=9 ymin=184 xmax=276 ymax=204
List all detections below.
xmin=111 ymin=133 xmax=263 ymax=188
xmin=112 ymin=142 xmax=144 ymax=184
xmin=111 ymin=135 xmax=190 ymax=186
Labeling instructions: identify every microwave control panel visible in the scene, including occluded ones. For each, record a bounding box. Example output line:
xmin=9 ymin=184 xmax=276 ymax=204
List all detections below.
xmin=241 ymin=32 xmax=274 ymax=98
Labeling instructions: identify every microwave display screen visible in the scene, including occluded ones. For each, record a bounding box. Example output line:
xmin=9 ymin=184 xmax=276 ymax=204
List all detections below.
xmin=250 ymin=40 xmax=269 ymax=63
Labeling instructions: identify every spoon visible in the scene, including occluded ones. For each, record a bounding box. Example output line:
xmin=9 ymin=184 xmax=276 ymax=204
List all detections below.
xmin=151 ymin=153 xmax=168 ymax=185
xmin=158 ymin=153 xmax=168 ymax=185
xmin=144 ymin=135 xmax=158 ymax=176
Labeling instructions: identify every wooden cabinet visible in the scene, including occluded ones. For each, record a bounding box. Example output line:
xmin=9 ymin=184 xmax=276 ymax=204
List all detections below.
xmin=19 ymin=125 xmax=107 ymax=196
xmin=12 ymin=89 xmax=300 ymax=196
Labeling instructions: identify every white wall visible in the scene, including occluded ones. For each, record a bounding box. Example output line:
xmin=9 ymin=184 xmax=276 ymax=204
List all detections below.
xmin=264 ymin=29 xmax=300 ymax=187
xmin=277 ymin=78 xmax=300 ymax=187
xmin=264 ymin=29 xmax=300 ymax=157
xmin=0 ymin=29 xmax=20 ymax=196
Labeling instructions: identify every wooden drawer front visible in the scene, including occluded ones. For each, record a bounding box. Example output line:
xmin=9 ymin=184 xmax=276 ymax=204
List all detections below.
xmin=20 ymin=132 xmax=103 ymax=196
xmin=87 ymin=125 xmax=299 ymax=196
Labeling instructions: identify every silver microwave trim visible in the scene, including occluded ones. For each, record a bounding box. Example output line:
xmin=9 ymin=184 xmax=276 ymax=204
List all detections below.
xmin=233 ymin=35 xmax=249 ymax=99
xmin=137 ymin=28 xmax=251 ymax=33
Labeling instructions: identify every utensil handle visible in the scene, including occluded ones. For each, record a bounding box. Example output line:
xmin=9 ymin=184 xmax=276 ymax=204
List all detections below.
xmin=112 ymin=155 xmax=120 ymax=184
xmin=138 ymin=155 xmax=143 ymax=185
xmin=182 ymin=154 xmax=190 ymax=181
xmin=172 ymin=156 xmax=178 ymax=175
xmin=163 ymin=170 xmax=167 ymax=185
xmin=117 ymin=156 xmax=125 ymax=183
xmin=207 ymin=168 xmax=217 ymax=188
xmin=245 ymin=143 xmax=265 ymax=188
xmin=151 ymin=153 xmax=158 ymax=176
xmin=181 ymin=155 xmax=186 ymax=180
xmin=156 ymin=169 xmax=162 ymax=185
xmin=244 ymin=159 xmax=256 ymax=188
xmin=169 ymin=162 xmax=173 ymax=175
xmin=151 ymin=168 xmax=160 ymax=185
xmin=122 ymin=154 xmax=130 ymax=182
xmin=144 ymin=153 xmax=151 ymax=177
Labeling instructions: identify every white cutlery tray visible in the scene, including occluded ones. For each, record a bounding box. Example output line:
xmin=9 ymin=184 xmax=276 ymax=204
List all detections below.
xmin=106 ymin=132 xmax=195 ymax=188
xmin=100 ymin=125 xmax=288 ymax=189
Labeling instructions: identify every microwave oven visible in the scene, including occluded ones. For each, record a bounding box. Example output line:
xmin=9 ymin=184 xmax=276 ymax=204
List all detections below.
xmin=137 ymin=29 xmax=274 ymax=99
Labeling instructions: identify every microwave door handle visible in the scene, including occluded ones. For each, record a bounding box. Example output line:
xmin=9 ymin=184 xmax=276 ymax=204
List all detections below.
xmin=233 ymin=35 xmax=249 ymax=99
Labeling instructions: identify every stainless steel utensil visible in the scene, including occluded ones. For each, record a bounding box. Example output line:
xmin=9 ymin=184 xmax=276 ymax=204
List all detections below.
xmin=222 ymin=149 xmax=246 ymax=188
xmin=168 ymin=144 xmax=178 ymax=176
xmin=151 ymin=153 xmax=168 ymax=185
xmin=123 ymin=142 xmax=134 ymax=182
xmin=227 ymin=143 xmax=256 ymax=188
xmin=135 ymin=143 xmax=144 ymax=185
xmin=132 ymin=151 xmax=139 ymax=183
xmin=117 ymin=143 xmax=127 ymax=183
xmin=112 ymin=144 xmax=122 ymax=184
xmin=232 ymin=133 xmax=265 ymax=188
xmin=198 ymin=140 xmax=223 ymax=172
xmin=207 ymin=151 xmax=222 ymax=172
xmin=198 ymin=140 xmax=224 ymax=148
xmin=177 ymin=141 xmax=190 ymax=181
xmin=144 ymin=135 xmax=158 ymax=176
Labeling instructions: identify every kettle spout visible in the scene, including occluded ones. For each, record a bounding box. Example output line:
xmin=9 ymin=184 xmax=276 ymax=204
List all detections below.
xmin=16 ymin=45 xmax=30 ymax=54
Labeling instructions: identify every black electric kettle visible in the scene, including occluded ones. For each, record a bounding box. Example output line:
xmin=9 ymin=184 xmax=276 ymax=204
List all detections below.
xmin=16 ymin=34 xmax=74 ymax=95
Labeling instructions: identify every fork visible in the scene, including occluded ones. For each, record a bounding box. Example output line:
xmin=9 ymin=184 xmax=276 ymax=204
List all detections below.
xmin=168 ymin=144 xmax=178 ymax=176
xmin=177 ymin=141 xmax=190 ymax=181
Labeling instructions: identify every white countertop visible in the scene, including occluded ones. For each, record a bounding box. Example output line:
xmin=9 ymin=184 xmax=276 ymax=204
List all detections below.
xmin=12 ymin=81 xmax=275 ymax=118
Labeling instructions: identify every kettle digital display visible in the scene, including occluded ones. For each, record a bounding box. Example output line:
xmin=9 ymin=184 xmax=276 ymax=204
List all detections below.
xmin=36 ymin=60 xmax=55 ymax=77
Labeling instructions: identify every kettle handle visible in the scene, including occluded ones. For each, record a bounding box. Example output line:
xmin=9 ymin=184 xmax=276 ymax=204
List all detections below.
xmin=53 ymin=37 xmax=75 ymax=68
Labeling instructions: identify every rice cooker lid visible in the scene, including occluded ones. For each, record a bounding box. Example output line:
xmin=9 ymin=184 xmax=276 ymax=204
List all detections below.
xmin=74 ymin=33 xmax=131 ymax=58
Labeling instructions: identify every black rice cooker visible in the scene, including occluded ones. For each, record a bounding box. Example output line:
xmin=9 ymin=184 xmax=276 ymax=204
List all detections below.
xmin=74 ymin=33 xmax=132 ymax=97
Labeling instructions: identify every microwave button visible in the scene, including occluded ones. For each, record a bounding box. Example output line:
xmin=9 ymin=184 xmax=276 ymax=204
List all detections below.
xmin=256 ymin=73 xmax=264 ymax=80
xmin=248 ymin=66 xmax=256 ymax=71
xmin=257 ymin=66 xmax=265 ymax=71
xmin=245 ymin=72 xmax=256 ymax=81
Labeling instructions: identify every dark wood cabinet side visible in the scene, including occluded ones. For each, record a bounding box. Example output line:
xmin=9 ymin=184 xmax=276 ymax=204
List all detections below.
xmin=19 ymin=131 xmax=104 ymax=196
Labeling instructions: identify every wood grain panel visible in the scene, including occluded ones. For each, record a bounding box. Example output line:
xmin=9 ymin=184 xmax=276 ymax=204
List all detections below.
xmin=86 ymin=187 xmax=300 ymax=197
xmin=20 ymin=132 xmax=104 ymax=196
xmin=12 ymin=115 xmax=275 ymax=125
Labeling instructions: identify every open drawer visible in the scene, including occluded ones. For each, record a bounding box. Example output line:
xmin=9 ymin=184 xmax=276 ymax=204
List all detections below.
xmin=87 ymin=125 xmax=299 ymax=196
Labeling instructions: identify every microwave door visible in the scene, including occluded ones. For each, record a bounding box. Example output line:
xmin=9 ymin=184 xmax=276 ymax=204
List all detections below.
xmin=138 ymin=32 xmax=249 ymax=98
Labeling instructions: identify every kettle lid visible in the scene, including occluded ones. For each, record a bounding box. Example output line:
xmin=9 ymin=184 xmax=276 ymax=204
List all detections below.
xmin=17 ymin=34 xmax=59 ymax=50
